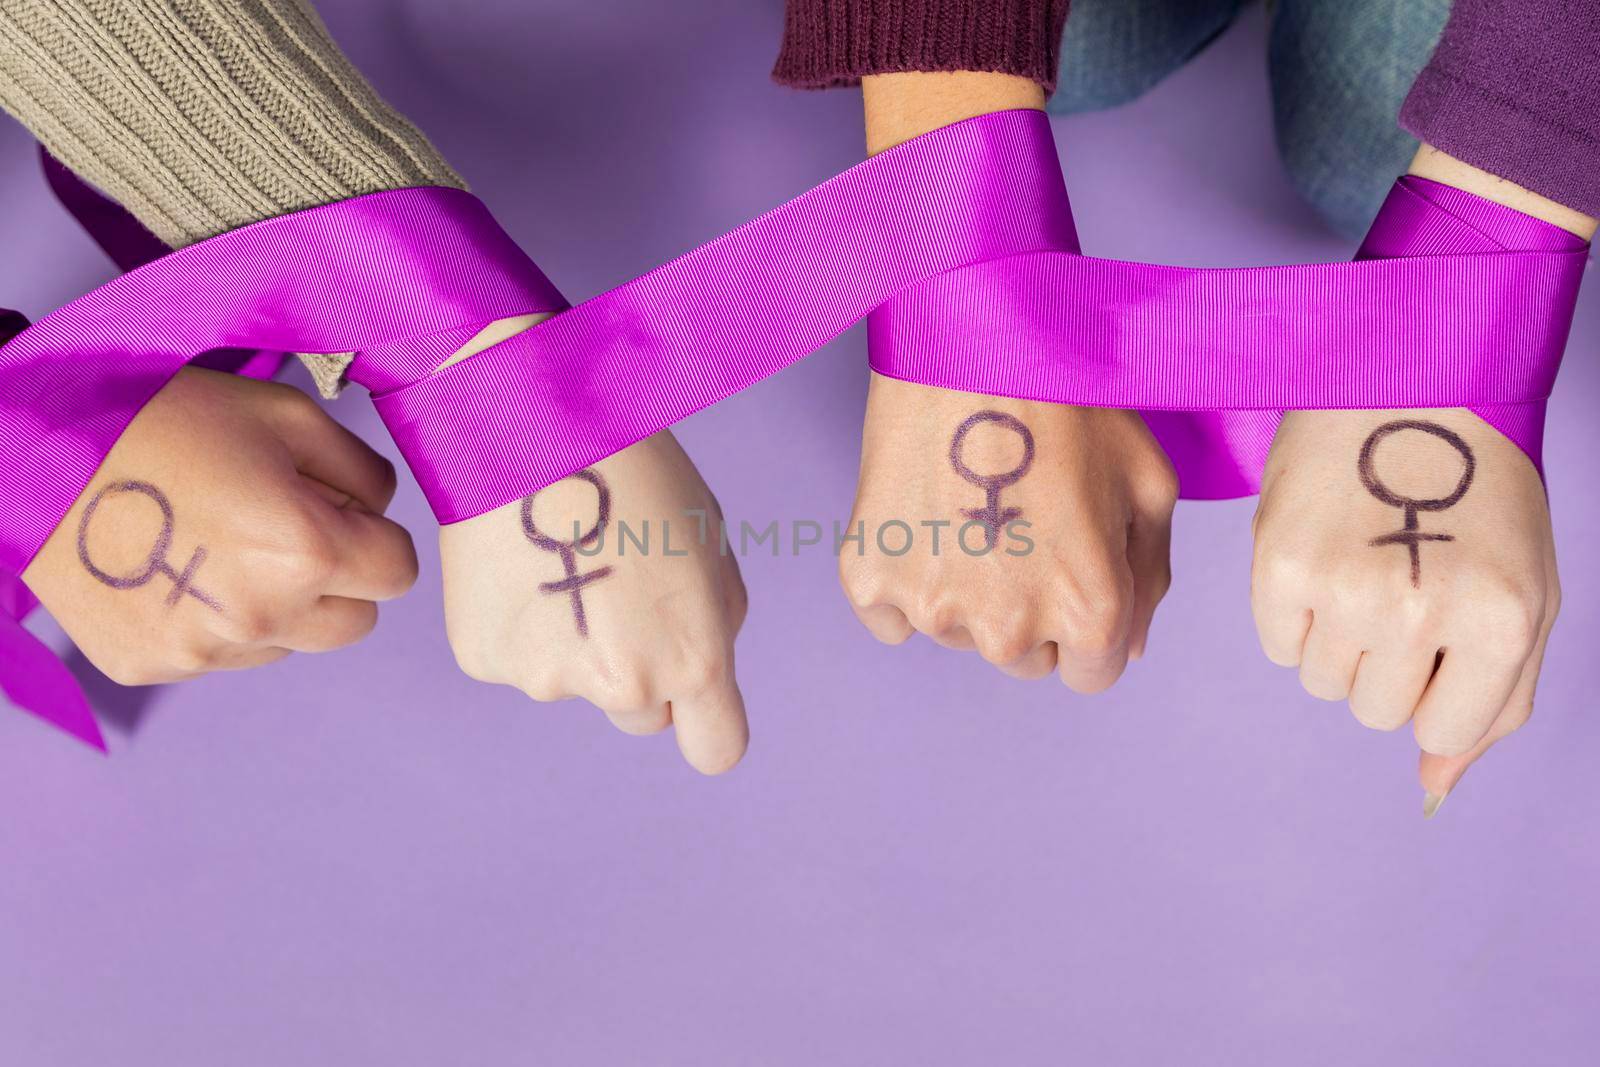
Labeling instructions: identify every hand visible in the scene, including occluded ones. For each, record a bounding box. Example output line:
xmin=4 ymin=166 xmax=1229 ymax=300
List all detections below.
xmin=840 ymin=373 xmax=1178 ymax=690
xmin=23 ymin=367 xmax=419 ymax=683
xmin=440 ymin=430 xmax=750 ymax=775
xmin=1251 ymin=408 xmax=1559 ymax=813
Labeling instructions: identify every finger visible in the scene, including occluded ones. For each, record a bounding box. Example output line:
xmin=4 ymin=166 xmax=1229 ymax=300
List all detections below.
xmin=515 ymin=673 xmax=574 ymax=704
xmin=207 ymin=645 xmax=293 ymax=672
xmin=273 ymin=595 xmax=379 ymax=653
xmin=1052 ymin=573 xmax=1134 ymax=694
xmin=321 ymin=506 xmax=420 ymax=601
xmin=1417 ymin=618 xmax=1551 ymax=807
xmin=154 ymin=644 xmax=291 ymax=682
xmin=671 ymin=675 xmax=749 ymax=776
xmin=971 ymin=610 xmax=1047 ymax=674
xmin=1296 ymin=619 xmax=1362 ymax=701
xmin=604 ymin=703 xmax=673 ymax=736
xmin=851 ymin=601 xmax=915 ymax=645
xmin=997 ymin=642 xmax=1057 ymax=680
xmin=1056 ymin=640 xmax=1130 ymax=694
xmin=1417 ymin=721 xmax=1501 ymax=818
xmin=268 ymin=390 xmax=399 ymax=512
xmin=927 ymin=624 xmax=977 ymax=652
xmin=1410 ymin=645 xmax=1527 ymax=758
xmin=1347 ymin=647 xmax=1436 ymax=732
xmin=1125 ymin=512 xmax=1173 ymax=660
xmin=722 ymin=559 xmax=750 ymax=634
xmin=1251 ymin=581 xmax=1312 ymax=668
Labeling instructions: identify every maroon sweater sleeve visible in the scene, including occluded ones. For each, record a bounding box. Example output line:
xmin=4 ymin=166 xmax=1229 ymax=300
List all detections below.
xmin=773 ymin=1 xmax=1071 ymax=93
xmin=1400 ymin=0 xmax=1600 ymax=218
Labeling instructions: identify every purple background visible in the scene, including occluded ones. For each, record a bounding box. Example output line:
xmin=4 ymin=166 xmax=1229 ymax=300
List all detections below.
xmin=3 ymin=2 xmax=1597 ymax=1063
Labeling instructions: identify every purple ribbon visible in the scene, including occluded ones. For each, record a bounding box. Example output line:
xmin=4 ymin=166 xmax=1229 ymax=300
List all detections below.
xmin=0 ymin=109 xmax=1587 ymax=746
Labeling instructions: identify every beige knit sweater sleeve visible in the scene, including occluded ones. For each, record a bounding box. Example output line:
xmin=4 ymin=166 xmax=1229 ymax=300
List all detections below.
xmin=0 ymin=0 xmax=466 ymax=395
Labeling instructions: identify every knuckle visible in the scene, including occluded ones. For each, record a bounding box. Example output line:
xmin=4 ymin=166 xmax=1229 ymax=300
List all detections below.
xmin=916 ymin=594 xmax=964 ymax=639
xmin=1064 ymin=623 xmax=1121 ymax=661
xmin=268 ymin=381 xmax=324 ymax=420
xmin=266 ymin=522 xmax=338 ymax=592
xmin=1146 ymin=563 xmax=1174 ymax=604
xmin=1383 ymin=585 xmax=1438 ymax=640
xmin=98 ymin=650 xmax=157 ymax=687
xmin=592 ymin=668 xmax=653 ymax=714
xmin=334 ymin=601 xmax=379 ymax=647
xmin=1253 ymin=543 xmax=1317 ymax=596
xmin=1139 ymin=461 xmax=1180 ymax=510
xmin=216 ymin=607 xmax=278 ymax=646
xmin=517 ymin=675 xmax=567 ymax=704
xmin=1475 ymin=582 xmax=1544 ymax=649
xmin=387 ymin=536 xmax=421 ymax=595
xmin=449 ymin=635 xmax=502 ymax=685
xmin=1060 ymin=586 xmax=1129 ymax=659
xmin=725 ymin=575 xmax=749 ymax=630
xmin=273 ymin=552 xmax=333 ymax=595
xmin=838 ymin=560 xmax=885 ymax=610
xmin=676 ymin=650 xmax=729 ymax=694
xmin=1500 ymin=705 xmax=1534 ymax=736
xmin=974 ymin=621 xmax=1033 ymax=666
xmin=373 ymin=455 xmax=399 ymax=507
xmin=167 ymin=640 xmax=215 ymax=675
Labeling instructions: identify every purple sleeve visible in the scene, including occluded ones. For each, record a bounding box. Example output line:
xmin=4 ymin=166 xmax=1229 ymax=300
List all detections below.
xmin=1400 ymin=0 xmax=1600 ymax=218
xmin=772 ymin=1 xmax=1071 ymax=94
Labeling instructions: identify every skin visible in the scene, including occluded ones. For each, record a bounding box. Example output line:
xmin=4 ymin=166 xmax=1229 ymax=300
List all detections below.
xmin=24 ymin=368 xmax=418 ymax=684
xmin=434 ymin=314 xmax=751 ymax=775
xmin=1255 ymin=407 xmax=1557 ymax=811
xmin=846 ymin=381 xmax=1175 ymax=688
xmin=440 ymin=431 xmax=749 ymax=775
xmin=26 ymin=299 xmax=746 ymax=775
xmin=847 ymin=72 xmax=1180 ymax=689
xmin=863 ymin=72 xmax=1597 ymax=816
xmin=1256 ymin=152 xmax=1595 ymax=815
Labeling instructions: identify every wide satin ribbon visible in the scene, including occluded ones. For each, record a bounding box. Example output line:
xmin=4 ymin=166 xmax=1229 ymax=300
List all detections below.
xmin=376 ymin=112 xmax=1586 ymax=514
xmin=0 ymin=108 xmax=1588 ymax=746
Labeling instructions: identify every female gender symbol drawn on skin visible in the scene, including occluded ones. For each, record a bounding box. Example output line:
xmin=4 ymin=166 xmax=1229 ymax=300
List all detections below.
xmin=75 ymin=479 xmax=222 ymax=612
xmin=520 ymin=469 xmax=614 ymax=637
xmin=949 ymin=410 xmax=1036 ymax=550
xmin=1357 ymin=419 xmax=1476 ymax=588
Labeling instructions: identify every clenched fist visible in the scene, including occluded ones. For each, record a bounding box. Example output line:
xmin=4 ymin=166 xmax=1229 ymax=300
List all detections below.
xmin=1252 ymin=408 xmax=1559 ymax=812
xmin=24 ymin=367 xmax=419 ymax=684
xmin=840 ymin=373 xmax=1178 ymax=691
xmin=440 ymin=431 xmax=750 ymax=775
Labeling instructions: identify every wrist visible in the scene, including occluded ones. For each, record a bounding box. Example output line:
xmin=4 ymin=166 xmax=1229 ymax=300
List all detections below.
xmin=1407 ymin=144 xmax=1597 ymax=241
xmin=862 ymin=72 xmax=1045 ymax=155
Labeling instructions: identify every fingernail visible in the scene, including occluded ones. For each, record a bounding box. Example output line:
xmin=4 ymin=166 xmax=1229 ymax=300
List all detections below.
xmin=1422 ymin=791 xmax=1448 ymax=820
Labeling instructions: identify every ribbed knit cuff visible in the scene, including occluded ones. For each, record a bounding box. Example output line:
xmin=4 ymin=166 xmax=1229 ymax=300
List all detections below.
xmin=0 ymin=0 xmax=468 ymax=396
xmin=0 ymin=0 xmax=464 ymax=249
xmin=1399 ymin=0 xmax=1600 ymax=220
xmin=773 ymin=0 xmax=1070 ymax=94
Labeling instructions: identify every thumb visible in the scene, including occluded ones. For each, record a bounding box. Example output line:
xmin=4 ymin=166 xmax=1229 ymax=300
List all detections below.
xmin=670 ymin=670 xmax=749 ymax=776
xmin=1420 ymin=616 xmax=1552 ymax=817
xmin=1418 ymin=745 xmax=1483 ymax=820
